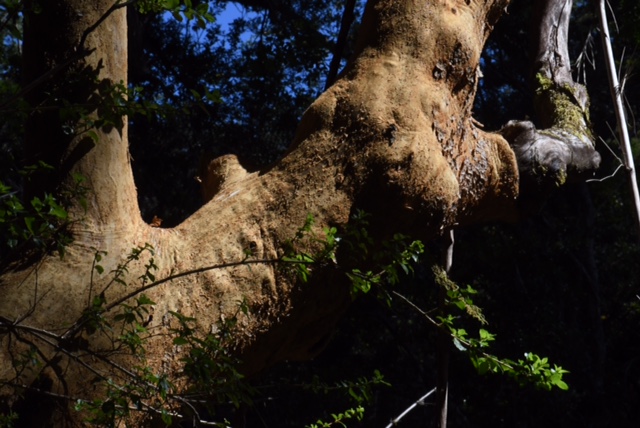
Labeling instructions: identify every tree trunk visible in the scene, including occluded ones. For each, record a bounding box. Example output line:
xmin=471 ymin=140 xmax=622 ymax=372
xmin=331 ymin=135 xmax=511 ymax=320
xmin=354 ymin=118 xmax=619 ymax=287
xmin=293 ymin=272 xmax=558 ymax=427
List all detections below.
xmin=1 ymin=0 xmax=599 ymax=425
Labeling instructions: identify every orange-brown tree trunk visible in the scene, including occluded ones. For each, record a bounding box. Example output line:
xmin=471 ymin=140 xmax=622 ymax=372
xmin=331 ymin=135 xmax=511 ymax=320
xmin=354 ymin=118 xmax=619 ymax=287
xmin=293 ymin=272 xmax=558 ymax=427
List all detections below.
xmin=1 ymin=0 xmax=599 ymax=425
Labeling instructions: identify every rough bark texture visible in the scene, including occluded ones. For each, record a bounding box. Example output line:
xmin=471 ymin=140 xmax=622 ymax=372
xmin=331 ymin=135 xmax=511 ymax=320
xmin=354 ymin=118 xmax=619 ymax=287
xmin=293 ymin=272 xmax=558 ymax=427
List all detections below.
xmin=499 ymin=0 xmax=600 ymax=212
xmin=0 ymin=0 xmax=599 ymax=425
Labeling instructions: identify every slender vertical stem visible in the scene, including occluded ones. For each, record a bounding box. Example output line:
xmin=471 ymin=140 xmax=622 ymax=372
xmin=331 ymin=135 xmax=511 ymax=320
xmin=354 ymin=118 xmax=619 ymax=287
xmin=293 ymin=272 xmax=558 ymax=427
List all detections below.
xmin=435 ymin=305 xmax=450 ymax=428
xmin=597 ymin=0 xmax=640 ymax=240
xmin=436 ymin=229 xmax=454 ymax=428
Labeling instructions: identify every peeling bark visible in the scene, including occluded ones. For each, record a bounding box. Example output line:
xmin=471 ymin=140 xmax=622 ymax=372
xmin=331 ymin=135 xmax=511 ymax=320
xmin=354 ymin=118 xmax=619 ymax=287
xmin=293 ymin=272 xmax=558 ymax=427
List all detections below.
xmin=0 ymin=0 xmax=600 ymax=424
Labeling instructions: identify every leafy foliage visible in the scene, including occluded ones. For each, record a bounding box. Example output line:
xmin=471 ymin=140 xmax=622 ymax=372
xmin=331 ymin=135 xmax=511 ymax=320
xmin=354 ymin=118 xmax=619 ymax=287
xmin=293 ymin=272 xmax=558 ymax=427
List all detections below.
xmin=169 ymin=306 xmax=255 ymax=409
xmin=137 ymin=0 xmax=216 ymax=28
xmin=306 ymin=405 xmax=365 ymax=428
xmin=1 ymin=242 xmax=260 ymax=427
xmin=304 ymin=369 xmax=390 ymax=406
xmin=280 ymin=213 xmax=339 ymax=283
xmin=341 ymin=210 xmax=425 ymax=297
xmin=432 ymin=267 xmax=569 ymax=391
xmin=0 ymin=166 xmax=85 ymax=266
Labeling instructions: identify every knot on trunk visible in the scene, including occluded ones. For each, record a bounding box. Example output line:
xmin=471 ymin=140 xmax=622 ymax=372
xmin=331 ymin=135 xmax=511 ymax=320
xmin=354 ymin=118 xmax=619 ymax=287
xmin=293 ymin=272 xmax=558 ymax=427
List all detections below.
xmin=198 ymin=154 xmax=249 ymax=203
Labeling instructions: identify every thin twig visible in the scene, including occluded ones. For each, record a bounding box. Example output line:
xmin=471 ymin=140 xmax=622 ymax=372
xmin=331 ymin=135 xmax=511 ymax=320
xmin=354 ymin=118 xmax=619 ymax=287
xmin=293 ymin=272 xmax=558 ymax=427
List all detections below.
xmin=0 ymin=380 xmax=83 ymax=403
xmin=105 ymin=257 xmax=280 ymax=311
xmin=391 ymin=291 xmax=516 ymax=373
xmin=385 ymin=387 xmax=437 ymax=428
xmin=325 ymin=0 xmax=357 ymax=90
xmin=605 ymin=0 xmax=619 ymax=33
xmin=0 ymin=317 xmax=64 ymax=341
xmin=586 ymin=163 xmax=624 ymax=182
xmin=586 ymin=136 xmax=625 ymax=182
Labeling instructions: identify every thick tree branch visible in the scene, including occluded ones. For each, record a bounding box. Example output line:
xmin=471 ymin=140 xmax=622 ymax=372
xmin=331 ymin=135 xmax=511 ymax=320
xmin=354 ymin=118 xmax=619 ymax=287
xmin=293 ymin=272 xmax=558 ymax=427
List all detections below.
xmin=533 ymin=0 xmax=573 ymax=83
xmin=500 ymin=0 xmax=600 ymax=212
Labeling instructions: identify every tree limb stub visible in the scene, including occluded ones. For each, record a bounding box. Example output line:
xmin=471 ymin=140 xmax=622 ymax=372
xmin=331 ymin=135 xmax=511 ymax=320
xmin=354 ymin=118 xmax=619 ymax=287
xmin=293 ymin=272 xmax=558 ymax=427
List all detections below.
xmin=500 ymin=0 xmax=600 ymax=203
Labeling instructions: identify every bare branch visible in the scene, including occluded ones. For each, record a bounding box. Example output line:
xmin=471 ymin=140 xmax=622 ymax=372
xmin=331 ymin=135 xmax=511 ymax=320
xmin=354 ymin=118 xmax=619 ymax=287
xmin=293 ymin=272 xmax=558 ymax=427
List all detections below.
xmin=325 ymin=0 xmax=357 ymax=90
xmin=385 ymin=387 xmax=437 ymax=428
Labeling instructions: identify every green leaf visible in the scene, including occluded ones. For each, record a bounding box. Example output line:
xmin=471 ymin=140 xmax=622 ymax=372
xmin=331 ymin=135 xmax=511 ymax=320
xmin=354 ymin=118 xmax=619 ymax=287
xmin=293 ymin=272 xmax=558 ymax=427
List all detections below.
xmin=474 ymin=357 xmax=491 ymax=375
xmin=30 ymin=197 xmax=43 ymax=212
xmin=136 ymin=294 xmax=155 ymax=305
xmin=173 ymin=337 xmax=189 ymax=346
xmin=400 ymin=263 xmax=409 ymax=275
xmin=86 ymin=130 xmax=100 ymax=143
xmin=453 ymin=300 xmax=466 ymax=310
xmin=24 ymin=216 xmax=35 ymax=234
xmin=549 ymin=370 xmax=569 ymax=390
xmin=48 ymin=202 xmax=68 ymax=220
xmin=160 ymin=409 xmax=172 ymax=426
xmin=478 ymin=329 xmax=495 ymax=343
xmin=553 ymin=379 xmax=569 ymax=390
xmin=455 ymin=328 xmax=467 ymax=337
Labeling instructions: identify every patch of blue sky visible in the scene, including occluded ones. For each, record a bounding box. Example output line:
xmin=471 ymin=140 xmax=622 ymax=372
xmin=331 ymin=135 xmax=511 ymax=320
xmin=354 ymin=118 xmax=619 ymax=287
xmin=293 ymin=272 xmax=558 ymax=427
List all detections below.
xmin=161 ymin=2 xmax=256 ymax=50
xmin=153 ymin=1 xmax=368 ymax=107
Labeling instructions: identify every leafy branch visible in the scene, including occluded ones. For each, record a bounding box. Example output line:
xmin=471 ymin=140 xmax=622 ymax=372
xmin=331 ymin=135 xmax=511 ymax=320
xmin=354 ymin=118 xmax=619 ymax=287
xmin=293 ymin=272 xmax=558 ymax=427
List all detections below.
xmin=280 ymin=213 xmax=340 ymax=282
xmin=303 ymin=369 xmax=390 ymax=405
xmin=392 ymin=268 xmax=570 ymax=392
xmin=136 ymin=0 xmax=216 ymax=29
xmin=306 ymin=405 xmax=365 ymax=428
xmin=0 ymin=169 xmax=86 ymax=267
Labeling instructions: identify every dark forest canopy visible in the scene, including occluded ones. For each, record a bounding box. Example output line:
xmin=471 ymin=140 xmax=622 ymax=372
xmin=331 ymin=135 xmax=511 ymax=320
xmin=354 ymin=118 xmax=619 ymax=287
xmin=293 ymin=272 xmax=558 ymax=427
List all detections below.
xmin=0 ymin=1 xmax=639 ymax=427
